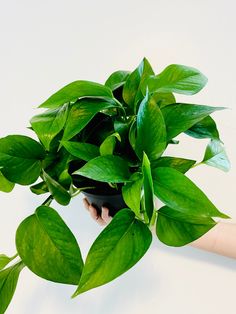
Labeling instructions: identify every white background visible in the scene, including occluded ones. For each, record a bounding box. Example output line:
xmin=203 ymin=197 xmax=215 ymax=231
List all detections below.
xmin=0 ymin=0 xmax=236 ymax=313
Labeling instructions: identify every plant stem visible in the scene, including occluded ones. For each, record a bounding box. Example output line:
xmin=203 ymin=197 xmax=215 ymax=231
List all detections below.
xmin=191 ymin=161 xmax=202 ymax=168
xmin=10 ymin=253 xmax=19 ymax=260
xmin=42 ymin=195 xmax=53 ymax=206
xmin=114 ymin=99 xmax=127 ymax=121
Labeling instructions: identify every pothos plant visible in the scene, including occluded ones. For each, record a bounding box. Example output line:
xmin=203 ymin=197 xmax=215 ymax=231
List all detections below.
xmin=0 ymin=58 xmax=230 ymax=313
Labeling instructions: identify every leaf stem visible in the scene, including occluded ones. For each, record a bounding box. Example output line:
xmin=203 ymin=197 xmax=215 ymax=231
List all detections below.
xmin=42 ymin=195 xmax=53 ymax=206
xmin=191 ymin=162 xmax=202 ymax=168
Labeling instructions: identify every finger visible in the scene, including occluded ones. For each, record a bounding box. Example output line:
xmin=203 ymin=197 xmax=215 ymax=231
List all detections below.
xmin=101 ymin=206 xmax=112 ymax=224
xmin=88 ymin=205 xmax=99 ymax=221
xmin=88 ymin=205 xmax=107 ymax=226
xmin=83 ymin=198 xmax=90 ymax=210
xmin=96 ymin=216 xmax=107 ymax=226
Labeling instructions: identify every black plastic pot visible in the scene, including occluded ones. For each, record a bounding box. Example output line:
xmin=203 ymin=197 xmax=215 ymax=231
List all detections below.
xmin=82 ymin=190 xmax=127 ymax=217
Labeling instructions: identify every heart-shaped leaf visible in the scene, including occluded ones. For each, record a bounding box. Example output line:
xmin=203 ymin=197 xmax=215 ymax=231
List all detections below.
xmin=202 ymin=140 xmax=230 ymax=172
xmin=31 ymin=104 xmax=69 ymax=150
xmin=105 ymin=71 xmax=130 ymax=91
xmin=74 ymin=155 xmax=131 ymax=183
xmin=73 ymin=209 xmax=152 ymax=296
xmin=135 ymin=92 xmax=166 ymax=160
xmin=185 ymin=116 xmax=220 ymax=140
xmin=62 ymin=99 xmax=117 ymax=142
xmin=39 ymin=80 xmax=114 ymax=109
xmin=156 ymin=206 xmax=216 ymax=246
xmin=0 ymin=135 xmax=45 ymax=185
xmin=152 ymin=167 xmax=229 ymax=219
xmin=0 ymin=262 xmax=24 ymax=314
xmin=144 ymin=64 xmax=207 ymax=95
xmin=16 ymin=206 xmax=83 ymax=285
xmin=161 ymin=103 xmax=224 ymax=140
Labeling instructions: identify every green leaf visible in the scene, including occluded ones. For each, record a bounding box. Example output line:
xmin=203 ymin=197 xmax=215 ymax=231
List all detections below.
xmin=61 ymin=141 xmax=99 ymax=161
xmin=151 ymin=157 xmax=196 ymax=173
xmin=152 ymin=167 xmax=228 ymax=219
xmin=0 ymin=135 xmax=45 ymax=185
xmin=30 ymin=104 xmax=69 ymax=150
xmin=15 ymin=206 xmax=83 ymax=285
xmin=99 ymin=132 xmax=121 ymax=156
xmin=0 ymin=262 xmax=24 ymax=314
xmin=151 ymin=92 xmax=176 ymax=108
xmin=142 ymin=153 xmax=154 ymax=221
xmin=105 ymin=70 xmax=130 ymax=91
xmin=43 ymin=171 xmax=71 ymax=206
xmin=123 ymin=58 xmax=154 ymax=110
xmin=74 ymin=155 xmax=131 ymax=183
xmin=202 ymin=140 xmax=230 ymax=172
xmin=128 ymin=119 xmax=137 ymax=151
xmin=30 ymin=181 xmax=49 ymax=195
xmin=73 ymin=209 xmax=152 ymax=296
xmin=185 ymin=116 xmax=220 ymax=140
xmin=161 ymin=103 xmax=224 ymax=140
xmin=0 ymin=254 xmax=17 ymax=271
xmin=144 ymin=64 xmax=208 ymax=95
xmin=135 ymin=92 xmax=166 ymax=160
xmin=156 ymin=206 xmax=216 ymax=247
xmin=0 ymin=171 xmax=14 ymax=193
xmin=62 ymin=99 xmax=117 ymax=142
xmin=122 ymin=172 xmax=143 ymax=216
xmin=39 ymin=80 xmax=114 ymax=109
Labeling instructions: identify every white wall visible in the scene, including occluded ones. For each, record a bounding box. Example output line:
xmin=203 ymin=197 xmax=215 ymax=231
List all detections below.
xmin=0 ymin=0 xmax=235 ymax=313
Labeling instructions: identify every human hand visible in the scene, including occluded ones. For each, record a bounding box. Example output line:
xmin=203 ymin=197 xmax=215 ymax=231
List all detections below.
xmin=83 ymin=198 xmax=112 ymax=226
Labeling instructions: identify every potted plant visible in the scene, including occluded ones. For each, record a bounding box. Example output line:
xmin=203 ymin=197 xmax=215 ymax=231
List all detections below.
xmin=0 ymin=58 xmax=230 ymax=313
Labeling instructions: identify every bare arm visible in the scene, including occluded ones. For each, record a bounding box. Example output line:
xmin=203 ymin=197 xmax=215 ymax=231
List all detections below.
xmin=191 ymin=221 xmax=236 ymax=259
xmin=83 ymin=198 xmax=236 ymax=259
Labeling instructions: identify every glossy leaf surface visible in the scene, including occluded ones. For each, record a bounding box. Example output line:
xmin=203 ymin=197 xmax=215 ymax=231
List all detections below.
xmin=0 ymin=135 xmax=45 ymax=185
xmin=62 ymin=141 xmax=99 ymax=161
xmin=62 ymin=99 xmax=117 ymax=142
xmin=151 ymin=157 xmax=196 ymax=173
xmin=31 ymin=104 xmax=69 ymax=150
xmin=156 ymin=206 xmax=216 ymax=246
xmin=0 ymin=262 xmax=24 ymax=314
xmin=74 ymin=155 xmax=131 ymax=183
xmin=99 ymin=132 xmax=121 ymax=156
xmin=0 ymin=255 xmax=16 ymax=271
xmin=122 ymin=172 xmax=143 ymax=216
xmin=142 ymin=153 xmax=154 ymax=221
xmin=43 ymin=171 xmax=71 ymax=205
xmin=39 ymin=80 xmax=113 ymax=109
xmin=185 ymin=116 xmax=220 ymax=140
xmin=0 ymin=172 xmax=14 ymax=193
xmin=152 ymin=167 xmax=228 ymax=218
xmin=202 ymin=140 xmax=230 ymax=172
xmin=135 ymin=93 xmax=166 ymax=160
xmin=123 ymin=58 xmax=154 ymax=109
xmin=145 ymin=64 xmax=207 ymax=95
xmin=16 ymin=206 xmax=83 ymax=285
xmin=73 ymin=209 xmax=152 ymax=296
xmin=105 ymin=70 xmax=130 ymax=90
xmin=161 ymin=103 xmax=224 ymax=140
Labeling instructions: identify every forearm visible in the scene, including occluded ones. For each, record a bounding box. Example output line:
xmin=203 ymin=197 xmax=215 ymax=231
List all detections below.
xmin=190 ymin=221 xmax=236 ymax=259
